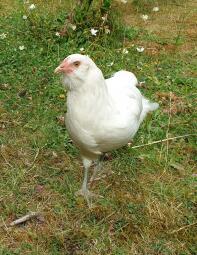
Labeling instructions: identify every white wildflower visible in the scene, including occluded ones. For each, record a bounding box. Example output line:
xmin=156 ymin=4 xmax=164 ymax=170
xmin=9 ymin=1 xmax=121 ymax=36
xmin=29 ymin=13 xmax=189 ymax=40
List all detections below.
xmin=101 ymin=16 xmax=107 ymax=21
xmin=107 ymin=62 xmax=114 ymax=67
xmin=120 ymin=0 xmax=127 ymax=3
xmin=136 ymin=46 xmax=144 ymax=53
xmin=122 ymin=48 xmax=129 ymax=54
xmin=80 ymin=47 xmax=84 ymax=52
xmin=70 ymin=24 xmax=76 ymax=31
xmin=138 ymin=81 xmax=146 ymax=87
xmin=152 ymin=7 xmax=159 ymax=12
xmin=0 ymin=33 xmax=7 ymax=39
xmin=141 ymin=14 xmax=149 ymax=21
xmin=52 ymin=151 xmax=58 ymax=158
xmin=90 ymin=28 xmax=98 ymax=36
xmin=29 ymin=4 xmax=36 ymax=10
xmin=22 ymin=15 xmax=27 ymax=20
xmin=55 ymin=32 xmax=60 ymax=37
xmin=105 ymin=28 xmax=111 ymax=34
xmin=19 ymin=45 xmax=25 ymax=51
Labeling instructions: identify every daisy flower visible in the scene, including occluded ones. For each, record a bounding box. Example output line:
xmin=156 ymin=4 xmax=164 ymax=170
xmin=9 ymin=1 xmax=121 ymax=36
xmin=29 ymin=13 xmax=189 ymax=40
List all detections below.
xmin=90 ymin=28 xmax=98 ymax=36
xmin=136 ymin=46 xmax=144 ymax=53
xmin=121 ymin=0 xmax=127 ymax=3
xmin=122 ymin=48 xmax=129 ymax=54
xmin=29 ymin=4 xmax=36 ymax=10
xmin=0 ymin=33 xmax=7 ymax=39
xmin=107 ymin=62 xmax=114 ymax=67
xmin=55 ymin=32 xmax=60 ymax=37
xmin=19 ymin=45 xmax=25 ymax=50
xmin=105 ymin=28 xmax=111 ymax=34
xmin=141 ymin=14 xmax=149 ymax=21
xmin=153 ymin=7 xmax=159 ymax=12
xmin=70 ymin=24 xmax=76 ymax=31
xmin=101 ymin=16 xmax=107 ymax=21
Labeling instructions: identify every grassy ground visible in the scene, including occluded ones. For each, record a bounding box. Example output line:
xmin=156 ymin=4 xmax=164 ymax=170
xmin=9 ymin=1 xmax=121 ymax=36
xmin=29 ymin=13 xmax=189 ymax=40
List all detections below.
xmin=0 ymin=0 xmax=196 ymax=254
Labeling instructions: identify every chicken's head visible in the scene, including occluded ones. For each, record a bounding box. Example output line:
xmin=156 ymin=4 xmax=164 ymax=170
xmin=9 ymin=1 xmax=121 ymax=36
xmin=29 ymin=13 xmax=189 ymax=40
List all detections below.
xmin=55 ymin=54 xmax=96 ymax=90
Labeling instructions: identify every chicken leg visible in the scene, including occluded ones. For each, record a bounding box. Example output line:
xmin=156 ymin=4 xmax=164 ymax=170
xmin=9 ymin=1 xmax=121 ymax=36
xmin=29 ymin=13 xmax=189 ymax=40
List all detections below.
xmin=75 ymin=157 xmax=98 ymax=207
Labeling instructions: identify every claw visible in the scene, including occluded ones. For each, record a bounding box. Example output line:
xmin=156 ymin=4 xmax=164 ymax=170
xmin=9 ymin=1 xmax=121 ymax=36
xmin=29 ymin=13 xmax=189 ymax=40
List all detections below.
xmin=75 ymin=189 xmax=103 ymax=207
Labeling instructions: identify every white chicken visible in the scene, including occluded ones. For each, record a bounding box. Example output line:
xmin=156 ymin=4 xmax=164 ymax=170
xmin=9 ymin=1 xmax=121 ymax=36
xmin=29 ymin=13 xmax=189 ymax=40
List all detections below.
xmin=55 ymin=54 xmax=158 ymax=205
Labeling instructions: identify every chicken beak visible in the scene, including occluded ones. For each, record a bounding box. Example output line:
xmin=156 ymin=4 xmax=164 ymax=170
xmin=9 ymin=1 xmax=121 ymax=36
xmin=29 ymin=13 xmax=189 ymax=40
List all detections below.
xmin=54 ymin=66 xmax=62 ymax=74
xmin=54 ymin=61 xmax=66 ymax=74
xmin=54 ymin=60 xmax=73 ymax=74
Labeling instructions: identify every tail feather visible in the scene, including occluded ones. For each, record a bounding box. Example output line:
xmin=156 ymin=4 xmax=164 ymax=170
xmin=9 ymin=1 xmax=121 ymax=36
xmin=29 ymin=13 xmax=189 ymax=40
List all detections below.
xmin=148 ymin=102 xmax=159 ymax=111
xmin=140 ymin=97 xmax=159 ymax=123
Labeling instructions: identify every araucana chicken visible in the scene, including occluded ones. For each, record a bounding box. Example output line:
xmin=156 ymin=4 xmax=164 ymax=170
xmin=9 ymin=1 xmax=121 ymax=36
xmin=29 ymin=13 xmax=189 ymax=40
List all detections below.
xmin=55 ymin=54 xmax=158 ymax=205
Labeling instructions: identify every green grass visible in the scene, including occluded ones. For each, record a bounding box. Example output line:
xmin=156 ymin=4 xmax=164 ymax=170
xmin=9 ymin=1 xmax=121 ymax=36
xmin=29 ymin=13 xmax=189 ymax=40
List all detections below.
xmin=0 ymin=0 xmax=196 ymax=254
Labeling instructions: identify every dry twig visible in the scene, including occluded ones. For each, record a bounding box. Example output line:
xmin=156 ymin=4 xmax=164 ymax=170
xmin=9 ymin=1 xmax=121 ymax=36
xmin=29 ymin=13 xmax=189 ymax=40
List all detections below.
xmin=1 ymin=212 xmax=41 ymax=228
xmin=129 ymin=134 xmax=196 ymax=149
xmin=170 ymin=222 xmax=197 ymax=234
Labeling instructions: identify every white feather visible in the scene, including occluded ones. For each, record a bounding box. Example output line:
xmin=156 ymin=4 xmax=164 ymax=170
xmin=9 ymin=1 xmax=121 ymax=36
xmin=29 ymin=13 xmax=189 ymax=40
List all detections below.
xmin=59 ymin=54 xmax=158 ymax=159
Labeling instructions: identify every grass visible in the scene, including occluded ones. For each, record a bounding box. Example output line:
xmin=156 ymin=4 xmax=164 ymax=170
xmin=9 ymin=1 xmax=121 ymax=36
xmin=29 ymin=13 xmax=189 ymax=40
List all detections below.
xmin=0 ymin=0 xmax=196 ymax=254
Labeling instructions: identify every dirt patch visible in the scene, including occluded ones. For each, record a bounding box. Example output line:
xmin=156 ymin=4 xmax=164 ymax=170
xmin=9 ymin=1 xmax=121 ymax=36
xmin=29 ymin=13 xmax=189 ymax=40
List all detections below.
xmin=118 ymin=0 xmax=197 ymax=54
xmin=155 ymin=92 xmax=191 ymax=115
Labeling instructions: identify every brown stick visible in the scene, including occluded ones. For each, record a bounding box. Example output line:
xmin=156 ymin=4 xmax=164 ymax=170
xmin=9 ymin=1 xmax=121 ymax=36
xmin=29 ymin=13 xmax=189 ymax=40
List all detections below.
xmin=3 ymin=212 xmax=41 ymax=227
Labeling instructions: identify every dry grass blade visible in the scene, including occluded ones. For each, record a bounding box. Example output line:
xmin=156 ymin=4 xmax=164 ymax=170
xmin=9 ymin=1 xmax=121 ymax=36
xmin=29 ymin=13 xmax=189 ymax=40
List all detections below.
xmin=130 ymin=134 xmax=196 ymax=149
xmin=27 ymin=148 xmax=40 ymax=170
xmin=0 ymin=145 xmax=13 ymax=167
xmin=165 ymin=91 xmax=172 ymax=169
xmin=170 ymin=222 xmax=197 ymax=234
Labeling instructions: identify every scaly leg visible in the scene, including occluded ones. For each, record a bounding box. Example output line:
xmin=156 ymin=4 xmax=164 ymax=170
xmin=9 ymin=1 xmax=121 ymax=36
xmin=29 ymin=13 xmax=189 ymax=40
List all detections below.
xmin=75 ymin=157 xmax=98 ymax=207
xmin=89 ymin=154 xmax=105 ymax=184
xmin=89 ymin=159 xmax=102 ymax=183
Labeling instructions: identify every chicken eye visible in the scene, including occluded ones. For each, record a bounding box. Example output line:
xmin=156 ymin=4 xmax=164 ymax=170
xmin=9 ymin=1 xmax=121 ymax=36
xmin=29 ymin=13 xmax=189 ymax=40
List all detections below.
xmin=73 ymin=61 xmax=80 ymax=67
